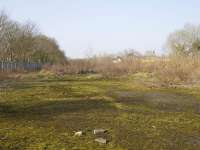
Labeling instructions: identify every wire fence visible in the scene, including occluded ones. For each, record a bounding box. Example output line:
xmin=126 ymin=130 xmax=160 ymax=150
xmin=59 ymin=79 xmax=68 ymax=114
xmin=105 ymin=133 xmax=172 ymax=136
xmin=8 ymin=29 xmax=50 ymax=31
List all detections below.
xmin=0 ymin=61 xmax=42 ymax=72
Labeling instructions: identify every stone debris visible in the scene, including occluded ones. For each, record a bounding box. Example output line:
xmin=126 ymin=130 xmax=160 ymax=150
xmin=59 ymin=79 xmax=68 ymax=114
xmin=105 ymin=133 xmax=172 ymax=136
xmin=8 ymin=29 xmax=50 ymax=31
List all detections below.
xmin=74 ymin=129 xmax=109 ymax=144
xmin=93 ymin=129 xmax=107 ymax=135
xmin=95 ymin=138 xmax=107 ymax=144
xmin=152 ymin=125 xmax=156 ymax=129
xmin=74 ymin=131 xmax=83 ymax=137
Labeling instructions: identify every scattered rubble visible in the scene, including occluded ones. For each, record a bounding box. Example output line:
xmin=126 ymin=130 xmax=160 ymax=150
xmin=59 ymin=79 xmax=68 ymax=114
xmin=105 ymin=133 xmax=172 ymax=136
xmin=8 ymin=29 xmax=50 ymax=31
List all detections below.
xmin=93 ymin=129 xmax=107 ymax=135
xmin=74 ymin=129 xmax=109 ymax=144
xmin=95 ymin=138 xmax=108 ymax=144
xmin=74 ymin=131 xmax=84 ymax=137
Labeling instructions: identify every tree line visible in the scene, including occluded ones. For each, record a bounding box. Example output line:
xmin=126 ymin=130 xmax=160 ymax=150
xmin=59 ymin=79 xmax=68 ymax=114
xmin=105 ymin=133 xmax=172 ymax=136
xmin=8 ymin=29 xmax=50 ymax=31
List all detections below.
xmin=0 ymin=10 xmax=67 ymax=64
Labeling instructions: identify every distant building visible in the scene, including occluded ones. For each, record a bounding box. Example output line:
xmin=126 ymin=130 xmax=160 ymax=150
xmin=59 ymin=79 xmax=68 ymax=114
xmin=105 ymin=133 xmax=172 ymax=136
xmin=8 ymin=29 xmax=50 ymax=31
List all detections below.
xmin=112 ymin=57 xmax=122 ymax=64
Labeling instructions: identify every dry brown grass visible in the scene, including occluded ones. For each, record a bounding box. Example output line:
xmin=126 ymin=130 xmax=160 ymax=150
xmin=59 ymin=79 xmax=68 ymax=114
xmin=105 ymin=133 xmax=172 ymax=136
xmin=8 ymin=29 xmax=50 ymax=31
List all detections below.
xmin=155 ymin=55 xmax=200 ymax=84
xmin=43 ymin=53 xmax=200 ymax=85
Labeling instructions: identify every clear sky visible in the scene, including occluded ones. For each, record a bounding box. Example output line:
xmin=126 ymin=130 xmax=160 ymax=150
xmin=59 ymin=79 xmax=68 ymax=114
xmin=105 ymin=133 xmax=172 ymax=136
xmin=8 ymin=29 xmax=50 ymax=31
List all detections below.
xmin=1 ymin=0 xmax=200 ymax=58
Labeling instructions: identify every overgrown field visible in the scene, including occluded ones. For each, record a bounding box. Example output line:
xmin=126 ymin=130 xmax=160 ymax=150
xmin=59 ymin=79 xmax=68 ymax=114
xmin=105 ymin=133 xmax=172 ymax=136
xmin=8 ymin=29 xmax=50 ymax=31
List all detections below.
xmin=0 ymin=73 xmax=200 ymax=150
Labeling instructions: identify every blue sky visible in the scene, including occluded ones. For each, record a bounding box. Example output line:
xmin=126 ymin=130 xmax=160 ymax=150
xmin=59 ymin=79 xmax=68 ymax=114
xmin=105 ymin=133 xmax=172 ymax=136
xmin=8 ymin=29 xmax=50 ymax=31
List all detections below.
xmin=1 ymin=0 xmax=200 ymax=58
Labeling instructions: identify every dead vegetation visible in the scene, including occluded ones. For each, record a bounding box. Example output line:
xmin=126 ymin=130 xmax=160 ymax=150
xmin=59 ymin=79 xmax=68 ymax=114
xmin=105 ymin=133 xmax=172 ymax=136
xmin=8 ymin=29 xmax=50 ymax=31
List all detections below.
xmin=46 ymin=52 xmax=200 ymax=86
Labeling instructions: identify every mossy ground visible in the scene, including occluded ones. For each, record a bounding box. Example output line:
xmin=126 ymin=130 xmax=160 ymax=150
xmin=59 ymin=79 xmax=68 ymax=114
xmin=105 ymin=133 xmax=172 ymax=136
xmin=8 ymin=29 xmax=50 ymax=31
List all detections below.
xmin=0 ymin=73 xmax=200 ymax=150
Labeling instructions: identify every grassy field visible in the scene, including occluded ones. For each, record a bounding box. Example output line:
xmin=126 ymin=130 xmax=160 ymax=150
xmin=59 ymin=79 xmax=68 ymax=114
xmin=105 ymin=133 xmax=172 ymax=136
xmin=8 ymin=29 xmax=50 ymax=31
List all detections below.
xmin=1 ymin=73 xmax=200 ymax=150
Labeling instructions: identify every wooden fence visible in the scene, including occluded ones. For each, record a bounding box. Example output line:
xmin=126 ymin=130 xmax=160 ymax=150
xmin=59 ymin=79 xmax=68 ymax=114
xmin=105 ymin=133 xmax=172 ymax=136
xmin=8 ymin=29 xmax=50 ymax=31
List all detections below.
xmin=0 ymin=61 xmax=42 ymax=72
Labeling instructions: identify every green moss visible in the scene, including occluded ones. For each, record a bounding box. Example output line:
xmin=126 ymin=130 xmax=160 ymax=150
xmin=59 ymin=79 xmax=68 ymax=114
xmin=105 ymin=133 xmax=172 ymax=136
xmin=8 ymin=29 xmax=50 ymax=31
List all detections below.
xmin=1 ymin=74 xmax=200 ymax=149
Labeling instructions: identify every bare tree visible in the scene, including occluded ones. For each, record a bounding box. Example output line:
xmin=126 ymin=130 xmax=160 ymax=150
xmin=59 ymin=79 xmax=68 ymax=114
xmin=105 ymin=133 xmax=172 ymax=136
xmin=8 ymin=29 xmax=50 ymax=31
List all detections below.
xmin=166 ymin=24 xmax=200 ymax=55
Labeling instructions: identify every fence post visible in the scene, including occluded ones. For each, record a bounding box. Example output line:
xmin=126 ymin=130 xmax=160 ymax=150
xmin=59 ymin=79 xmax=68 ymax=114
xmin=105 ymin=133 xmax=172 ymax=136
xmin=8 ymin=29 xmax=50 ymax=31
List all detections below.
xmin=0 ymin=61 xmax=42 ymax=72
